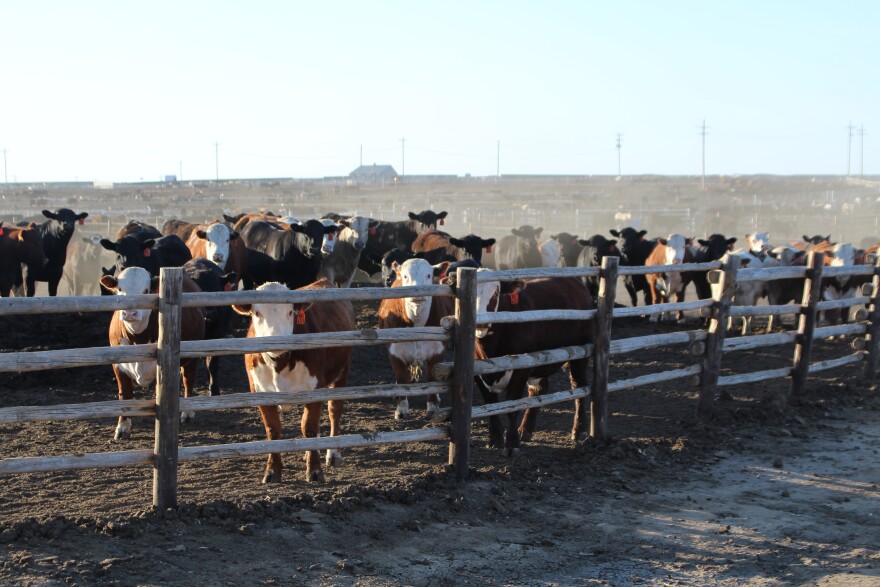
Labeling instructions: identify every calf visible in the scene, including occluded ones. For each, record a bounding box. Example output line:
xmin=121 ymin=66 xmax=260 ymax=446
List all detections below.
xmin=20 ymin=208 xmax=89 ymax=296
xmin=472 ymin=274 xmax=593 ymax=455
xmin=233 ymin=279 xmax=355 ymax=483
xmin=378 ymin=259 xmax=453 ymax=419
xmin=182 ymin=258 xmax=240 ymax=396
xmin=610 ymin=227 xmax=655 ymax=306
xmin=645 ymin=234 xmax=691 ymax=322
xmin=495 ymin=225 xmax=544 ymax=270
xmin=0 ymin=223 xmax=48 ymax=297
xmin=100 ymin=267 xmax=205 ymax=440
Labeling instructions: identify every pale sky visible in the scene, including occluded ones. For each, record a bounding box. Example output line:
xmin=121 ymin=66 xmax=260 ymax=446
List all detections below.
xmin=0 ymin=1 xmax=875 ymax=182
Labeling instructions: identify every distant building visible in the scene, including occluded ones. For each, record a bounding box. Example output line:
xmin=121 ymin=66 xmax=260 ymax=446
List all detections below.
xmin=349 ymin=164 xmax=398 ymax=184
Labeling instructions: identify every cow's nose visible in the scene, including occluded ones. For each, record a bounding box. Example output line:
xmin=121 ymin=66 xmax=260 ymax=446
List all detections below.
xmin=213 ymin=253 xmax=224 ymax=263
xmin=355 ymin=242 xmax=365 ymax=251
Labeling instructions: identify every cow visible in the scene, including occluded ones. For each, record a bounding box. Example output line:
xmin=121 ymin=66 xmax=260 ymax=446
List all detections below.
xmin=377 ymin=259 xmax=453 ymax=419
xmin=182 ymin=258 xmax=240 ymax=396
xmin=233 ymin=279 xmax=355 ymax=483
xmin=100 ymin=234 xmax=193 ymax=276
xmin=62 ymin=234 xmax=109 ymax=296
xmin=685 ymin=234 xmax=737 ymax=301
xmin=494 ymin=226 xmax=544 ymax=270
xmin=0 ymin=223 xmax=48 ymax=297
xmin=116 ymin=220 xmax=161 ymax=241
xmin=238 ymin=219 xmax=338 ymax=290
xmin=470 ymin=273 xmax=593 ymax=456
xmin=765 ymin=245 xmax=807 ymax=332
xmin=645 ymin=234 xmax=691 ymax=323
xmin=18 ymin=208 xmax=89 ymax=297
xmin=408 ymin=210 xmax=448 ymax=231
xmin=161 ymin=219 xmax=200 ymax=241
xmin=538 ymin=238 xmax=560 ymax=268
xmin=818 ymin=242 xmax=863 ymax=330
xmin=725 ymin=232 xmax=774 ymax=335
xmin=411 ymin=229 xmax=495 ymax=266
xmin=376 ymin=248 xmax=416 ymax=287
xmin=356 ymin=210 xmax=445 ymax=277
xmin=100 ymin=267 xmax=205 ymax=440
xmin=573 ymin=235 xmax=621 ymax=297
xmin=184 ymin=222 xmax=247 ymax=287
xmin=610 ymin=227 xmax=656 ymax=307
xmin=319 ymin=216 xmax=376 ymax=288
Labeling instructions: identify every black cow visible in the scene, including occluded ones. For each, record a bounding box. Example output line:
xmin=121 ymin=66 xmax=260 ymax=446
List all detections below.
xmin=685 ymin=234 xmax=737 ymax=300
xmin=408 ymin=210 xmax=448 ymax=230
xmin=610 ymin=227 xmax=656 ymax=306
xmin=182 ymin=258 xmax=239 ymax=396
xmin=577 ymin=235 xmax=621 ymax=298
xmin=449 ymin=234 xmax=495 ymax=266
xmin=495 ymin=226 xmax=544 ymax=270
xmin=18 ymin=208 xmax=89 ymax=297
xmin=355 ymin=210 xmax=447 ymax=277
xmin=803 ymin=234 xmax=832 ymax=245
xmin=239 ymin=219 xmax=337 ymax=289
xmin=552 ymin=232 xmax=583 ymax=269
xmin=375 ymin=249 xmax=416 ymax=286
xmin=100 ymin=234 xmax=192 ymax=276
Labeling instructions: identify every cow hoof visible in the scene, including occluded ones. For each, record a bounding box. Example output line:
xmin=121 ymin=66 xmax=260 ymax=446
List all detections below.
xmin=325 ymin=449 xmax=343 ymax=467
xmin=425 ymin=402 xmax=439 ymax=417
xmin=519 ymin=429 xmax=533 ymax=442
xmin=209 ymin=388 xmax=220 ymax=397
xmin=113 ymin=429 xmax=130 ymax=442
xmin=503 ymin=447 xmax=521 ymax=458
xmin=262 ymin=470 xmax=280 ymax=484
xmin=394 ymin=399 xmax=410 ymax=420
xmin=180 ymin=411 xmax=195 ymax=424
xmin=307 ymin=469 xmax=325 ymax=483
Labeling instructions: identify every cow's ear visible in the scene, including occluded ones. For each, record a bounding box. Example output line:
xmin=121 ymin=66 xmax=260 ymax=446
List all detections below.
xmin=658 ymin=238 xmax=668 ymax=246
xmin=726 ymin=237 xmax=737 ymax=246
xmin=391 ymin=261 xmax=402 ymax=274
xmin=639 ymin=230 xmax=647 ymax=238
xmin=223 ymin=214 xmax=236 ymax=224
xmin=825 ymin=235 xmax=831 ymax=242
xmin=803 ymin=235 xmax=811 ymax=242
xmin=142 ymin=238 xmax=156 ymax=249
xmin=289 ymin=224 xmax=306 ymax=233
xmin=433 ymin=261 xmax=451 ymax=280
xmin=408 ymin=212 xmax=419 ymax=221
xmin=99 ymin=275 xmax=118 ymax=292
xmin=42 ymin=210 xmax=57 ymax=220
xmin=510 ymin=227 xmax=520 ymax=236
xmin=449 ymin=238 xmax=465 ymax=248
xmin=196 ymin=229 xmax=208 ymax=240
xmin=577 ymin=239 xmax=590 ymax=247
xmin=323 ymin=224 xmax=339 ymax=235
xmin=230 ymin=231 xmax=239 ymax=241
xmin=339 ymin=219 xmax=351 ymax=228
xmin=535 ymin=227 xmax=543 ymax=235
xmin=501 ymin=280 xmax=525 ymax=295
xmin=222 ymin=273 xmax=238 ymax=290
xmin=100 ymin=238 xmax=117 ymax=251
xmin=77 ymin=212 xmax=89 ymax=220
xmin=698 ymin=239 xmax=709 ymax=246
xmin=369 ymin=220 xmax=380 ymax=228
xmin=483 ymin=238 xmax=496 ymax=248
xmin=610 ymin=229 xmax=621 ymax=237
xmin=231 ymin=304 xmax=252 ymax=316
xmin=437 ymin=211 xmax=448 ymax=219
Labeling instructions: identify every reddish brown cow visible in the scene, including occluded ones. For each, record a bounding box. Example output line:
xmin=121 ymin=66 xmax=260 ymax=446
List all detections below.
xmin=411 ymin=229 xmax=495 ymax=266
xmin=184 ymin=222 xmax=247 ymax=286
xmin=378 ymin=259 xmax=453 ymax=419
xmin=234 ymin=279 xmax=355 ymax=483
xmin=100 ymin=267 xmax=205 ymax=440
xmin=0 ymin=223 xmax=48 ymax=297
xmin=644 ymin=234 xmax=693 ymax=323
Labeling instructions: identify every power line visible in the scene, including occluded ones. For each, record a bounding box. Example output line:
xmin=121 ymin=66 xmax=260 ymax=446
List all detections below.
xmin=214 ymin=142 xmax=220 ymax=181
xmin=616 ymin=133 xmax=622 ymax=177
xmin=698 ymin=120 xmax=709 ymax=190
xmin=846 ymin=121 xmax=855 ymax=177
xmin=400 ymin=137 xmax=405 ymax=176
xmin=858 ymin=125 xmax=867 ymax=177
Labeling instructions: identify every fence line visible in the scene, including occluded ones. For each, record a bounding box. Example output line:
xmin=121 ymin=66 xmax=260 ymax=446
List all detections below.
xmin=2 ymin=254 xmax=878 ymax=510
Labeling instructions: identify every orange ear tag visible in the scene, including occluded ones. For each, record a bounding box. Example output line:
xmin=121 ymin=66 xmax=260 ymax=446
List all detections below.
xmin=295 ymin=308 xmax=306 ymax=325
xmin=510 ymin=291 xmax=519 ymax=304
xmin=78 ymin=218 xmax=85 ymax=225
xmin=0 ymin=228 xmax=4 ymax=236
xmin=143 ymin=248 xmax=151 ymax=257
xmin=370 ymin=226 xmax=377 ymax=235
xmin=485 ymin=245 xmax=492 ymax=253
xmin=223 ymin=282 xmax=234 ymax=291
xmin=439 ymin=218 xmax=445 ymax=226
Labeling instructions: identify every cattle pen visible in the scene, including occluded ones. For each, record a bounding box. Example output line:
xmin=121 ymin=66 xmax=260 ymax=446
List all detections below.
xmin=0 ymin=252 xmax=879 ymax=512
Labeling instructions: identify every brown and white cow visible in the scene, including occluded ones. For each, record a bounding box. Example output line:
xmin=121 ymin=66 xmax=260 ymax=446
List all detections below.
xmin=233 ymin=279 xmax=355 ymax=483
xmin=100 ymin=267 xmax=205 ymax=440
xmin=378 ymin=258 xmax=453 ymax=420
xmin=184 ymin=222 xmax=248 ymax=287
xmin=472 ymin=273 xmax=593 ymax=456
xmin=645 ymin=233 xmax=691 ymax=322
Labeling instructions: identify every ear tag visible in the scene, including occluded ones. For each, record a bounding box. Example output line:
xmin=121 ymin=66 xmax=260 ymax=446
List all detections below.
xmin=370 ymin=226 xmax=377 ymax=235
xmin=439 ymin=218 xmax=445 ymax=226
xmin=78 ymin=218 xmax=85 ymax=225
xmin=223 ymin=282 xmax=234 ymax=291
xmin=328 ymin=232 xmax=334 ymax=241
xmin=510 ymin=291 xmax=519 ymax=304
xmin=485 ymin=245 xmax=492 ymax=253
xmin=296 ymin=308 xmax=306 ymax=325
xmin=0 ymin=228 xmax=4 ymax=236
xmin=143 ymin=248 xmax=151 ymax=257
xmin=439 ymin=272 xmax=447 ymax=281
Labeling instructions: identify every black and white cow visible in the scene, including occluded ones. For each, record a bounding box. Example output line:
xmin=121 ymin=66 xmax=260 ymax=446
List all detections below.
xmin=100 ymin=234 xmax=193 ymax=276
xmin=239 ymin=219 xmax=338 ymax=290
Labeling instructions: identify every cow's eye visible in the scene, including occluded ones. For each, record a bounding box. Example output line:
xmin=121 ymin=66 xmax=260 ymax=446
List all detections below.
xmin=288 ymin=310 xmax=293 ymax=317
xmin=255 ymin=311 xmax=262 ymax=319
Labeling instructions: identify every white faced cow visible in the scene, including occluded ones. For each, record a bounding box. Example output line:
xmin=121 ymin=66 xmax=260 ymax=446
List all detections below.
xmin=645 ymin=234 xmax=690 ymax=323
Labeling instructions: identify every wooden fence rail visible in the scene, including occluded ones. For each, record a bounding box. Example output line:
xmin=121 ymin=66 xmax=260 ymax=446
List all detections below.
xmin=2 ymin=256 xmax=879 ymax=509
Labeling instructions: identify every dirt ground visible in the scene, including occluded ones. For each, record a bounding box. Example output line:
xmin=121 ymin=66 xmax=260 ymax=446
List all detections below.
xmin=1 ymin=296 xmax=879 ymax=586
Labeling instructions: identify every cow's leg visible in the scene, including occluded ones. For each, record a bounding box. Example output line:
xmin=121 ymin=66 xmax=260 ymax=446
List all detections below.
xmin=503 ymin=372 xmax=530 ymax=457
xmin=425 ymin=356 xmax=443 ymax=417
xmin=301 ymin=401 xmax=324 ymax=482
xmin=518 ymin=377 xmax=548 ymax=442
xmin=25 ymin=274 xmax=37 ymax=297
xmin=325 ymin=399 xmax=344 ymax=467
xmin=390 ymin=358 xmax=413 ymax=420
xmin=112 ymin=366 xmax=134 ymax=441
xmin=675 ymin=290 xmax=687 ymax=325
xmin=47 ymin=274 xmax=60 ymax=297
xmin=257 ymin=404 xmax=283 ymax=483
xmin=624 ymin=277 xmax=638 ymax=307
xmin=179 ymin=361 xmax=197 ymax=423
xmin=475 ymin=376 xmax=504 ymax=449
xmin=206 ymin=355 xmax=220 ymax=396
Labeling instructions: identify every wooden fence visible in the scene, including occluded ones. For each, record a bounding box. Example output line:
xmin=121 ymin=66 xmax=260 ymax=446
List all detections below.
xmin=1 ymin=251 xmax=878 ymax=510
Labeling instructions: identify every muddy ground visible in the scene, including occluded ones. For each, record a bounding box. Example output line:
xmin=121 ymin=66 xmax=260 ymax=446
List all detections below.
xmin=1 ymin=297 xmax=879 ymax=586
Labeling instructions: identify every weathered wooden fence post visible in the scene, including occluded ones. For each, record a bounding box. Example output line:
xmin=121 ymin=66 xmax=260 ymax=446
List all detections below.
xmin=697 ymin=254 xmax=740 ymax=420
xmin=790 ymin=251 xmax=825 ymax=400
xmin=449 ymin=267 xmax=477 ymax=481
xmin=863 ymin=255 xmax=880 ymax=381
xmin=590 ymin=255 xmax=618 ymax=441
xmin=153 ymin=267 xmax=183 ymax=509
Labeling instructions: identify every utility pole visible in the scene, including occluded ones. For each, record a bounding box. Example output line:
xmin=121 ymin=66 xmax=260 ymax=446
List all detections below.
xmin=846 ymin=122 xmax=855 ymax=177
xmin=360 ymin=144 xmax=363 ymax=167
xmin=699 ymin=120 xmax=708 ymax=191
xmin=400 ymin=137 xmax=405 ymax=177
xmin=179 ymin=161 xmax=183 ymax=181
xmin=859 ymin=125 xmax=866 ymax=177
xmin=496 ymin=140 xmax=500 ymax=178
xmin=3 ymin=148 xmax=7 ymax=184
xmin=616 ymin=133 xmax=622 ymax=177
xmin=214 ymin=142 xmax=219 ymax=181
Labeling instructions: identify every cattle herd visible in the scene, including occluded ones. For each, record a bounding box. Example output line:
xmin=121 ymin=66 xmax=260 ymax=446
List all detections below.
xmin=0 ymin=206 xmax=874 ymax=480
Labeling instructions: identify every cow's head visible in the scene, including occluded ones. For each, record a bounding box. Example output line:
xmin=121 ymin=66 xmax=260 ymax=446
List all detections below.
xmin=337 ymin=216 xmax=376 ymax=251
xmin=100 ymin=235 xmax=153 ymax=271
xmin=100 ymin=267 xmax=158 ymax=334
xmin=195 ymin=222 xmax=237 ymax=270
xmin=551 ymin=232 xmax=581 ymax=267
xmin=475 ymin=271 xmax=524 ymax=339
xmin=768 ymin=245 xmax=805 ymax=266
xmin=577 ymin=235 xmax=619 ymax=266
xmin=408 ymin=210 xmax=448 ymax=231
xmin=290 ymin=219 xmax=338 ymax=259
xmin=389 ymin=258 xmax=448 ymax=326
xmin=746 ymin=232 xmax=771 ymax=256
xmin=829 ymin=243 xmax=855 ymax=268
xmin=803 ymin=234 xmax=832 ymax=245
xmin=449 ymin=234 xmax=495 ymax=265
xmin=232 ymin=282 xmax=303 ymax=355
xmin=42 ymin=208 xmax=88 ymax=236
xmin=610 ymin=227 xmax=648 ymax=264
xmin=658 ymin=234 xmax=687 ymax=265
xmin=696 ymin=234 xmax=737 ymax=262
